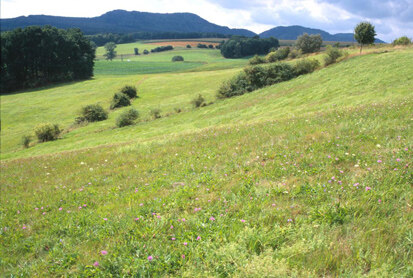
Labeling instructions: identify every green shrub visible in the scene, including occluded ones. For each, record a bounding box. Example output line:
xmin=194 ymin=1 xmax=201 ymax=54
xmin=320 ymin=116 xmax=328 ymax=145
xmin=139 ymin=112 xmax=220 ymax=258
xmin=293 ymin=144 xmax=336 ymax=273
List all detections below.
xmin=172 ymin=56 xmax=184 ymax=62
xmin=22 ymin=135 xmax=32 ymax=148
xmin=191 ymin=94 xmax=206 ymax=108
xmin=324 ymin=46 xmax=342 ymax=66
xmin=288 ymin=49 xmax=302 ymax=59
xmin=110 ymin=92 xmax=131 ymax=110
xmin=80 ymin=104 xmax=108 ymax=122
xmin=248 ymin=55 xmax=266 ymax=65
xmin=143 ymin=49 xmax=149 ymax=55
xmin=174 ymin=107 xmax=182 ymax=113
xmin=116 ymin=108 xmax=139 ymax=127
xmin=120 ymin=85 xmax=137 ymax=98
xmin=294 ymin=59 xmax=320 ymax=75
xmin=392 ymin=36 xmax=412 ymax=45
xmin=150 ymin=108 xmax=162 ymax=119
xmin=34 ymin=123 xmax=61 ymax=142
xmin=186 ymin=44 xmax=192 ymax=48
xmin=217 ymin=63 xmax=296 ymax=99
xmin=266 ymin=47 xmax=290 ymax=62
xmin=296 ymin=33 xmax=323 ymax=54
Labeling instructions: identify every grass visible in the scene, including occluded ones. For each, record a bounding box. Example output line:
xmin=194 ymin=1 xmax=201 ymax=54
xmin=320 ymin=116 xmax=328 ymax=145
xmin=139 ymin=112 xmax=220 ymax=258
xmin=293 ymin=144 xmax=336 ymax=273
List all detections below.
xmin=0 ymin=44 xmax=412 ymax=276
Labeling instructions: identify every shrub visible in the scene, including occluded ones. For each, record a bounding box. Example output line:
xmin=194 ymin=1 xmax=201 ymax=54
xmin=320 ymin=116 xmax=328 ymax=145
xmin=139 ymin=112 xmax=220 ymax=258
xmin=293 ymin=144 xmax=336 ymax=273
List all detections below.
xmin=34 ymin=123 xmax=61 ymax=142
xmin=120 ymin=85 xmax=137 ymax=98
xmin=172 ymin=56 xmax=184 ymax=62
xmin=22 ymin=135 xmax=32 ymax=148
xmin=134 ymin=48 xmax=139 ymax=55
xmin=197 ymin=43 xmax=208 ymax=49
xmin=191 ymin=94 xmax=206 ymax=108
xmin=116 ymin=108 xmax=139 ymax=127
xmin=288 ymin=49 xmax=302 ymax=59
xmin=143 ymin=49 xmax=149 ymax=55
xmin=392 ymin=36 xmax=412 ymax=45
xmin=294 ymin=59 xmax=320 ymax=75
xmin=217 ymin=72 xmax=250 ymax=99
xmin=151 ymin=45 xmax=173 ymax=53
xmin=208 ymin=44 xmax=214 ymax=49
xmin=150 ymin=108 xmax=162 ymax=119
xmin=186 ymin=44 xmax=192 ymax=48
xmin=324 ymin=46 xmax=342 ymax=66
xmin=248 ymin=55 xmax=266 ymax=65
xmin=266 ymin=47 xmax=290 ymax=62
xmin=80 ymin=104 xmax=108 ymax=122
xmin=110 ymin=92 xmax=131 ymax=110
xmin=296 ymin=33 xmax=323 ymax=54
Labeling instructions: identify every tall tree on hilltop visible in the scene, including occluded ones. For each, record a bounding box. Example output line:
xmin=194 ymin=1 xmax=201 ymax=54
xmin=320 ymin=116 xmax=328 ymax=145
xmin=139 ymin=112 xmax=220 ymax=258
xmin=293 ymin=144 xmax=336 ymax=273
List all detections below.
xmin=354 ymin=22 xmax=376 ymax=54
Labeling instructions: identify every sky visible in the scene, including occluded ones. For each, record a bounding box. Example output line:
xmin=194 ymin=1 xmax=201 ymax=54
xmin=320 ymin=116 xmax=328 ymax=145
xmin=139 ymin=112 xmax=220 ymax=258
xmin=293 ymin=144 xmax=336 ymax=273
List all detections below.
xmin=1 ymin=0 xmax=412 ymax=42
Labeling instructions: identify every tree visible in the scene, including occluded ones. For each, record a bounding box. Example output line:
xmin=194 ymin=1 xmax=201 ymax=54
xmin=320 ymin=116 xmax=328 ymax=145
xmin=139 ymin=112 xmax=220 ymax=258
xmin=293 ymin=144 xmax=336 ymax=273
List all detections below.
xmin=134 ymin=47 xmax=139 ymax=55
xmin=103 ymin=42 xmax=117 ymax=60
xmin=354 ymin=22 xmax=376 ymax=53
xmin=392 ymin=36 xmax=411 ymax=46
xmin=295 ymin=33 xmax=323 ymax=54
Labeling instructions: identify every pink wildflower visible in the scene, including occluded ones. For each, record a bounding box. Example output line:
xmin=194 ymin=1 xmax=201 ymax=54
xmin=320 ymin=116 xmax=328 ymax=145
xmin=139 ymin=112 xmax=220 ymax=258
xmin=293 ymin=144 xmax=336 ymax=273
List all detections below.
xmin=101 ymin=250 xmax=108 ymax=255
xmin=93 ymin=261 xmax=99 ymax=267
xmin=148 ymin=256 xmax=153 ymax=261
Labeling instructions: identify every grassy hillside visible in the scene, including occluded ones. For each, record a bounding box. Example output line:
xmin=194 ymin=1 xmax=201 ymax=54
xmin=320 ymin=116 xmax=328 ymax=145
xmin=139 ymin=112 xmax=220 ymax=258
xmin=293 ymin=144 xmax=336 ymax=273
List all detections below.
xmin=0 ymin=46 xmax=412 ymax=276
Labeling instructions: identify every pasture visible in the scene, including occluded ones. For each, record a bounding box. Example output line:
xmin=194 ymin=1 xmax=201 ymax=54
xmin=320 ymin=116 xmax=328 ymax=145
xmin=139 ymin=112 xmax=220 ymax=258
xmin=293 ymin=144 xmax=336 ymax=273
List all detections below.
xmin=0 ymin=40 xmax=412 ymax=276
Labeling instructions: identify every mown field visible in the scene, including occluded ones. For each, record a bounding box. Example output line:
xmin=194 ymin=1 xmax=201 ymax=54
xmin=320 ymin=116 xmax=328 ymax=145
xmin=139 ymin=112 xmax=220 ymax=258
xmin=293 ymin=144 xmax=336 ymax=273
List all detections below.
xmin=0 ymin=41 xmax=412 ymax=276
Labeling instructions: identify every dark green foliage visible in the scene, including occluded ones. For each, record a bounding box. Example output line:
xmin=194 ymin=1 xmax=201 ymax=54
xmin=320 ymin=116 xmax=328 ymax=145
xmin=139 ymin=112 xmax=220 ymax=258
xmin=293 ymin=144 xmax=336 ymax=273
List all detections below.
xmin=266 ymin=47 xmax=290 ymax=62
xmin=392 ymin=36 xmax=411 ymax=46
xmin=172 ymin=56 xmax=184 ymax=62
xmin=34 ymin=123 xmax=61 ymax=142
xmin=186 ymin=44 xmax=192 ymax=48
xmin=191 ymin=94 xmax=206 ymax=108
xmin=208 ymin=44 xmax=214 ymax=49
xmin=21 ymin=135 xmax=32 ymax=148
xmin=295 ymin=33 xmax=323 ymax=54
xmin=197 ymin=43 xmax=208 ymax=49
xmin=220 ymin=37 xmax=279 ymax=58
xmin=116 ymin=108 xmax=139 ymax=127
xmin=151 ymin=45 xmax=173 ymax=53
xmin=120 ymin=86 xmax=137 ymax=98
xmin=0 ymin=26 xmax=95 ymax=94
xmin=293 ymin=59 xmax=320 ymax=75
xmin=150 ymin=108 xmax=162 ymax=119
xmin=354 ymin=22 xmax=376 ymax=53
xmin=103 ymin=42 xmax=117 ymax=60
xmin=143 ymin=49 xmax=149 ymax=55
xmin=110 ymin=92 xmax=131 ymax=110
xmin=80 ymin=104 xmax=108 ymax=122
xmin=248 ymin=55 xmax=267 ymax=65
xmin=134 ymin=48 xmax=139 ymax=55
xmin=217 ymin=63 xmax=296 ymax=98
xmin=324 ymin=46 xmax=343 ymax=66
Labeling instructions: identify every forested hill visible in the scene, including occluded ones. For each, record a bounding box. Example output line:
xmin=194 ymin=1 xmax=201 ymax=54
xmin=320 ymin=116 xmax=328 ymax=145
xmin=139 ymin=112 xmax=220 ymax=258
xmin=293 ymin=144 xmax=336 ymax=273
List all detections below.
xmin=259 ymin=25 xmax=385 ymax=43
xmin=0 ymin=10 xmax=256 ymax=37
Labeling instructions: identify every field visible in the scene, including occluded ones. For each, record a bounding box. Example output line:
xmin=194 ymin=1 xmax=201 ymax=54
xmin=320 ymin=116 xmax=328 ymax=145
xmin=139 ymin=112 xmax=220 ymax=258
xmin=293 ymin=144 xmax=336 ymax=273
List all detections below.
xmin=1 ymin=41 xmax=412 ymax=276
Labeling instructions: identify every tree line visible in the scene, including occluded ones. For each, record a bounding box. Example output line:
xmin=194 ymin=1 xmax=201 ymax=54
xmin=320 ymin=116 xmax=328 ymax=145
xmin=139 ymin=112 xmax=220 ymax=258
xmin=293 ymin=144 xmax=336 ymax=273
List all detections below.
xmin=219 ymin=36 xmax=280 ymax=58
xmin=1 ymin=26 xmax=95 ymax=94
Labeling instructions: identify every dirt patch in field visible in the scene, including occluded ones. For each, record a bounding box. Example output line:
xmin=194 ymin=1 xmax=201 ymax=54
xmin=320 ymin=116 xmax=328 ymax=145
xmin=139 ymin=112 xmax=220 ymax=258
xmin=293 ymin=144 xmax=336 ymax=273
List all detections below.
xmin=147 ymin=41 xmax=220 ymax=47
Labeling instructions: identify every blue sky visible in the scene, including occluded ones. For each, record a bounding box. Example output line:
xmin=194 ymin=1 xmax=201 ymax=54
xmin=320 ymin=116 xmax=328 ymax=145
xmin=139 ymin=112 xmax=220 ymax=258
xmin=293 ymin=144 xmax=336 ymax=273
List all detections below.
xmin=2 ymin=0 xmax=412 ymax=42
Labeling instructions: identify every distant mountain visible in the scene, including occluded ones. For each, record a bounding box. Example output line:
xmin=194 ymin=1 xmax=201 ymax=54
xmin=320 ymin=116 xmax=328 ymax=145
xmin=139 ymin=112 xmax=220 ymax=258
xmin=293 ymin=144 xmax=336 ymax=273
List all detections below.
xmin=260 ymin=25 xmax=385 ymax=43
xmin=0 ymin=10 xmax=256 ymax=37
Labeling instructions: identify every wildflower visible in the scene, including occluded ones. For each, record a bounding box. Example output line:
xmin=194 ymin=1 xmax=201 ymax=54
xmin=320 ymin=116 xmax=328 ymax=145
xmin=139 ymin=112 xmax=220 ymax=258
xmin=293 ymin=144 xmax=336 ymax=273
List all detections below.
xmin=172 ymin=237 xmax=176 ymax=241
xmin=83 ymin=204 xmax=87 ymax=207
xmin=396 ymin=158 xmax=401 ymax=162
xmin=170 ymin=225 xmax=174 ymax=229
xmin=103 ymin=218 xmax=108 ymax=221
xmin=287 ymin=218 xmax=293 ymax=223
xmin=182 ymin=254 xmax=185 ymax=259
xmin=365 ymin=186 xmax=372 ymax=191
xmin=241 ymin=219 xmax=246 ymax=223
xmin=209 ymin=217 xmax=215 ymax=221
xmin=135 ymin=218 xmax=139 ymax=221
xmin=182 ymin=218 xmax=186 ymax=222
xmin=59 ymin=207 xmax=63 ymax=211
xmin=272 ymin=203 xmax=276 ymax=207
xmin=148 ymin=256 xmax=153 ymax=261
xmin=93 ymin=261 xmax=99 ymax=267
xmin=377 ymin=160 xmax=382 ymax=163
xmin=22 ymin=225 xmax=27 ymax=229
xmin=101 ymin=250 xmax=108 ymax=255
xmin=184 ymin=242 xmax=188 ymax=246
xmin=197 ymin=236 xmax=201 ymax=240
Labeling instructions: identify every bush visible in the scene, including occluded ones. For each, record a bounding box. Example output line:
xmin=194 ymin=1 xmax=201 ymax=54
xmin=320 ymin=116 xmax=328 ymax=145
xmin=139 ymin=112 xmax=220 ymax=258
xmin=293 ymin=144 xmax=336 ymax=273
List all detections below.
xmin=110 ymin=92 xmax=131 ymax=110
xmin=143 ymin=49 xmax=149 ymax=55
xmin=288 ymin=49 xmax=302 ymax=59
xmin=151 ymin=46 xmax=173 ymax=53
xmin=22 ymin=135 xmax=32 ymax=148
xmin=80 ymin=104 xmax=108 ymax=122
xmin=116 ymin=108 xmax=139 ymax=127
xmin=266 ymin=47 xmax=290 ymax=62
xmin=296 ymin=33 xmax=323 ymax=54
xmin=172 ymin=56 xmax=184 ymax=62
xmin=150 ymin=108 xmax=162 ymax=119
xmin=186 ymin=44 xmax=191 ymax=48
xmin=197 ymin=43 xmax=208 ymax=49
xmin=208 ymin=44 xmax=214 ymax=49
xmin=217 ymin=63 xmax=296 ymax=99
xmin=120 ymin=85 xmax=137 ymax=98
xmin=134 ymin=48 xmax=139 ymax=55
xmin=324 ymin=46 xmax=342 ymax=66
xmin=393 ymin=36 xmax=412 ymax=45
xmin=248 ymin=55 xmax=267 ymax=65
xmin=34 ymin=123 xmax=61 ymax=142
xmin=191 ymin=94 xmax=206 ymax=108
xmin=294 ymin=59 xmax=320 ymax=75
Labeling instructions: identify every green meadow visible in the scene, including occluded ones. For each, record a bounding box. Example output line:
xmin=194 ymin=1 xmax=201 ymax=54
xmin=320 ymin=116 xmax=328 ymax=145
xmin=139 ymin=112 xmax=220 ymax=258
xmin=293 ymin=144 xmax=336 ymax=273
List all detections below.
xmin=0 ymin=42 xmax=412 ymax=276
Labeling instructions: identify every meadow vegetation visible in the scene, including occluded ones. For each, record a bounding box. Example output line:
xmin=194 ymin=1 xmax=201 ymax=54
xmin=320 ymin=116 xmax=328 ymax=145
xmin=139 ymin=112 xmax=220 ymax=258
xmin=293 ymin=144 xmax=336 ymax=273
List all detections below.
xmin=0 ymin=39 xmax=412 ymax=276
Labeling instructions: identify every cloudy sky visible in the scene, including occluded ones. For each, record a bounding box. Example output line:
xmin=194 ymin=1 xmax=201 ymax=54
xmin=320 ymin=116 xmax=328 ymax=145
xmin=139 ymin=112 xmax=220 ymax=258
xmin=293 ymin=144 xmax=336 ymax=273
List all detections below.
xmin=2 ymin=0 xmax=412 ymax=42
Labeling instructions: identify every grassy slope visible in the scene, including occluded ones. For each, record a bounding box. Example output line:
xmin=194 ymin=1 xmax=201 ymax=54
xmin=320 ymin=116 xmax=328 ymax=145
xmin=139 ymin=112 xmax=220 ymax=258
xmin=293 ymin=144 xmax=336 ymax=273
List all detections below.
xmin=0 ymin=47 xmax=412 ymax=276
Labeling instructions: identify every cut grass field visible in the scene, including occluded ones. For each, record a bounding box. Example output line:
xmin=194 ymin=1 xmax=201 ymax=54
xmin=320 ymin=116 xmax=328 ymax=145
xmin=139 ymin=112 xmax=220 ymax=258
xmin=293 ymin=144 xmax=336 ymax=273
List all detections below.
xmin=0 ymin=43 xmax=412 ymax=276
